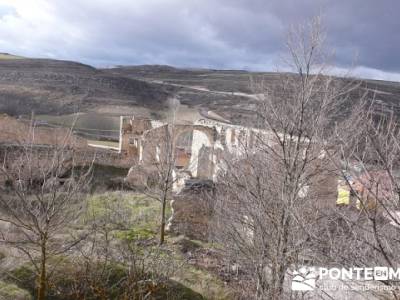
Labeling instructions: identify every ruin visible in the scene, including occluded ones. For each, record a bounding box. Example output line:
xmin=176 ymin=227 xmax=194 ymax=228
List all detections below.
xmin=0 ymin=113 xmax=340 ymax=241
xmin=118 ymin=116 xmax=287 ymax=239
xmin=119 ymin=115 xmax=340 ymax=240
xmin=120 ymin=115 xmax=272 ymax=188
xmin=119 ymin=115 xmax=274 ymax=239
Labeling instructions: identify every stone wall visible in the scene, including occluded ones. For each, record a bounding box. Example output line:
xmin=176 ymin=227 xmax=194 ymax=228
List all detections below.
xmin=119 ymin=116 xmax=153 ymax=155
xmin=0 ymin=114 xmax=87 ymax=148
xmin=168 ymin=179 xmax=214 ymax=241
xmin=189 ymin=129 xmax=213 ymax=177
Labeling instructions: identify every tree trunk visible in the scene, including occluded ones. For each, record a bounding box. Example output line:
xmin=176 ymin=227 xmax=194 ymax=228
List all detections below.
xmin=37 ymin=237 xmax=47 ymax=300
xmin=159 ymin=193 xmax=167 ymax=245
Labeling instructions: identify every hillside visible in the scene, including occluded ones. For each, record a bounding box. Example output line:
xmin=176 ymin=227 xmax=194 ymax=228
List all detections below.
xmin=0 ymin=53 xmax=25 ymax=60
xmin=0 ymin=59 xmax=174 ymax=117
xmin=0 ymin=58 xmax=399 ymax=127
xmin=104 ymin=65 xmax=400 ymax=125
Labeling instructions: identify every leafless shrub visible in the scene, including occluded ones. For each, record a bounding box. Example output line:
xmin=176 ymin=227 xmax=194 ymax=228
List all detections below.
xmin=324 ymin=102 xmax=400 ymax=299
xmin=213 ymin=16 xmax=366 ymax=299
xmin=66 ymin=192 xmax=183 ymax=300
xmin=0 ymin=123 xmax=93 ymax=300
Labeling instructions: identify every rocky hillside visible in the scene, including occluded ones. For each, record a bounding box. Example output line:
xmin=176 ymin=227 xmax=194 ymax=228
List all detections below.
xmin=0 ymin=59 xmax=174 ymax=116
xmin=104 ymin=65 xmax=400 ymax=125
xmin=0 ymin=58 xmax=399 ymax=126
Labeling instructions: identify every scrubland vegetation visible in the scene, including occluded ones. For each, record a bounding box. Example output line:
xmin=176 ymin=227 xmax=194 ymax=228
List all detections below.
xmin=0 ymin=191 xmax=231 ymax=300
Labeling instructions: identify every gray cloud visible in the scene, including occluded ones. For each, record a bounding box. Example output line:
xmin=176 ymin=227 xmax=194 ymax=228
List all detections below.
xmin=0 ymin=0 xmax=398 ymax=80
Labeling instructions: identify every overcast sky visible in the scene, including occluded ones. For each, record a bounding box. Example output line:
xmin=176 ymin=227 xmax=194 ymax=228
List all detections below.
xmin=0 ymin=0 xmax=399 ymax=81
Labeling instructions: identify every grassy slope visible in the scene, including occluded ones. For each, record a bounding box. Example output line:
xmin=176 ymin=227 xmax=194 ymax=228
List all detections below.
xmin=0 ymin=281 xmax=31 ymax=300
xmin=87 ymin=192 xmax=232 ymax=299
xmin=0 ymin=192 xmax=231 ymax=299
xmin=0 ymin=53 xmax=25 ymax=60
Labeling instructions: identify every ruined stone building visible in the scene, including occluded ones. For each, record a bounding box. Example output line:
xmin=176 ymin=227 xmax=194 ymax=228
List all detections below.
xmin=119 ymin=115 xmax=341 ymax=240
xmin=119 ymin=115 xmax=273 ymax=189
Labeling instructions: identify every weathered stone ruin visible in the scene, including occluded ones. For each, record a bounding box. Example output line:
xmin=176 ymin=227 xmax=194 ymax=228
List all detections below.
xmin=121 ymin=116 xmax=335 ymax=240
xmin=120 ymin=115 xmax=342 ymax=241
xmin=0 ymin=113 xmax=340 ymax=241
xmin=167 ymin=179 xmax=214 ymax=240
xmin=120 ymin=116 xmax=271 ymax=186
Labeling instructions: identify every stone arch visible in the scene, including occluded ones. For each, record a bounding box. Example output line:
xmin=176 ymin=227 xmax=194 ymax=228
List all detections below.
xmin=173 ymin=129 xmax=193 ymax=170
xmin=172 ymin=125 xmax=216 ymax=147
xmin=172 ymin=125 xmax=216 ymax=178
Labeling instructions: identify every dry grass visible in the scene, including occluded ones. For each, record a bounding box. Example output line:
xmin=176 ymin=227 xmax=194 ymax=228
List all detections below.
xmin=0 ymin=53 xmax=25 ymax=60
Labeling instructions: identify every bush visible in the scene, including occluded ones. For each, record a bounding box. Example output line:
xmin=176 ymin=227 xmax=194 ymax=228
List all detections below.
xmin=0 ymin=281 xmax=31 ymax=300
xmin=6 ymin=259 xmax=203 ymax=300
xmin=155 ymin=280 xmax=204 ymax=300
xmin=6 ymin=261 xmax=125 ymax=300
xmin=6 ymin=265 xmax=36 ymax=295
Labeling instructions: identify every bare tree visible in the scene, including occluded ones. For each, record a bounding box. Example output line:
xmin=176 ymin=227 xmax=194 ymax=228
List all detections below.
xmin=136 ymin=97 xmax=209 ymax=245
xmin=139 ymin=124 xmax=175 ymax=246
xmin=0 ymin=123 xmax=92 ymax=300
xmin=138 ymin=98 xmax=180 ymax=246
xmin=324 ymin=101 xmax=400 ymax=299
xmin=213 ymin=16 xmax=362 ymax=299
xmin=63 ymin=190 xmax=183 ymax=299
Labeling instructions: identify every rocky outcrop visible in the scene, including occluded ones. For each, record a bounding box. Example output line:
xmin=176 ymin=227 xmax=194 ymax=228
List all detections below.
xmin=168 ymin=179 xmax=214 ymax=241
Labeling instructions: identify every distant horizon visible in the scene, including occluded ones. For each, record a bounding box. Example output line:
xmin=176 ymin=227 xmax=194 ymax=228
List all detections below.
xmin=3 ymin=51 xmax=400 ymax=84
xmin=0 ymin=1 xmax=399 ymax=82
